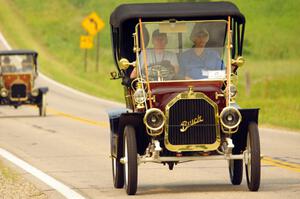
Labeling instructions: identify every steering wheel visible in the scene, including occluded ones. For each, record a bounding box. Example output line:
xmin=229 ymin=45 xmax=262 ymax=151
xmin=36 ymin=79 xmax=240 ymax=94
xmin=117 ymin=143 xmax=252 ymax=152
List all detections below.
xmin=148 ymin=60 xmax=175 ymax=81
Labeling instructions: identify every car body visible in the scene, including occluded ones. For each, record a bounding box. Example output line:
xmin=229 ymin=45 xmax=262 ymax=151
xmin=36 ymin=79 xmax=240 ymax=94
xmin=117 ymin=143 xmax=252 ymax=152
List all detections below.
xmin=0 ymin=50 xmax=48 ymax=116
xmin=109 ymin=2 xmax=261 ymax=195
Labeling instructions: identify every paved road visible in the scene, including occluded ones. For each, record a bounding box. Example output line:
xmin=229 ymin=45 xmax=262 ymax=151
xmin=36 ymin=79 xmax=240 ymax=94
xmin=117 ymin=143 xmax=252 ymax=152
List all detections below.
xmin=0 ymin=74 xmax=299 ymax=199
xmin=0 ymin=34 xmax=299 ymax=198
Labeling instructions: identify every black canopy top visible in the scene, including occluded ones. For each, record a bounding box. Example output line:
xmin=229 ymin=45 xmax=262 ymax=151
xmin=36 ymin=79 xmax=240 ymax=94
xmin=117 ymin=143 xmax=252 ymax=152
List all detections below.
xmin=0 ymin=49 xmax=38 ymax=57
xmin=0 ymin=50 xmax=38 ymax=67
xmin=110 ymin=1 xmax=245 ymax=28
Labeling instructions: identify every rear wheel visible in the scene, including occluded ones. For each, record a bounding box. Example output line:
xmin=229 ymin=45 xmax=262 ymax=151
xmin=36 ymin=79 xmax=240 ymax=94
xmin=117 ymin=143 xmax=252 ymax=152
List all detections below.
xmin=112 ymin=156 xmax=124 ymax=188
xmin=229 ymin=159 xmax=243 ymax=185
xmin=123 ymin=125 xmax=138 ymax=195
xmin=245 ymin=122 xmax=261 ymax=191
xmin=111 ymin=131 xmax=124 ymax=189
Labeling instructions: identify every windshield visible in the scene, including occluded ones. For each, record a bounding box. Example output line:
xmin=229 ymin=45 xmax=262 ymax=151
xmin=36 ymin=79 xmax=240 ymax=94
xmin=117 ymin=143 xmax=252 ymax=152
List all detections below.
xmin=137 ymin=20 xmax=228 ymax=82
xmin=0 ymin=54 xmax=35 ymax=74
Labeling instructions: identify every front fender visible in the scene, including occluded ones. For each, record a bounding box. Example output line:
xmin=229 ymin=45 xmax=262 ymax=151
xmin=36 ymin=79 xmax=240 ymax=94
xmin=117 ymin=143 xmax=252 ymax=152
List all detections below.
xmin=38 ymin=87 xmax=49 ymax=94
xmin=118 ymin=112 xmax=148 ymax=157
xmin=108 ymin=108 xmax=129 ymax=158
xmin=108 ymin=108 xmax=129 ymax=135
xmin=232 ymin=108 xmax=259 ymax=154
xmin=108 ymin=110 xmax=148 ymax=158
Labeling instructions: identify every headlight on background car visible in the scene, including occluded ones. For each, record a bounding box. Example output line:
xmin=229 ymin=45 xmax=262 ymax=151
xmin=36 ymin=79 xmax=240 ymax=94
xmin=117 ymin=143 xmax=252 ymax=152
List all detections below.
xmin=0 ymin=88 xmax=8 ymax=97
xmin=220 ymin=107 xmax=242 ymax=129
xmin=31 ymin=88 xmax=39 ymax=97
xmin=144 ymin=108 xmax=166 ymax=131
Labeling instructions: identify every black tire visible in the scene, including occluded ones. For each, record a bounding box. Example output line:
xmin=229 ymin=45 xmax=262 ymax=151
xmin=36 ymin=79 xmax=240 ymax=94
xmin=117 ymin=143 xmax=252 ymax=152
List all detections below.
xmin=39 ymin=106 xmax=43 ymax=116
xmin=112 ymin=156 xmax=124 ymax=188
xmin=111 ymin=131 xmax=124 ymax=189
xmin=39 ymin=94 xmax=46 ymax=117
xmin=245 ymin=122 xmax=261 ymax=191
xmin=123 ymin=125 xmax=138 ymax=195
xmin=229 ymin=159 xmax=243 ymax=185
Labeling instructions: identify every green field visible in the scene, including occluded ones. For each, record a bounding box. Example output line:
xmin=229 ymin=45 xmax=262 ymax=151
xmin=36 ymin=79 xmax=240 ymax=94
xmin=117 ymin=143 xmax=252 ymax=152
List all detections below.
xmin=0 ymin=0 xmax=299 ymax=131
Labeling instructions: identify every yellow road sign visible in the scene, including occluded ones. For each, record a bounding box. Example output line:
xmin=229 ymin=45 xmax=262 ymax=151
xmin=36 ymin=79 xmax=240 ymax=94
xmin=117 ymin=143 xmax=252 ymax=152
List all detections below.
xmin=80 ymin=35 xmax=93 ymax=49
xmin=81 ymin=12 xmax=105 ymax=36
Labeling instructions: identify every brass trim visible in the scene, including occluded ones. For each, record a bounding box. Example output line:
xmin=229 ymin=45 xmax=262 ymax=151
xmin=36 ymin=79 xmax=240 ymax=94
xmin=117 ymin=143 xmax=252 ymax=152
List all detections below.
xmin=10 ymin=96 xmax=28 ymax=101
xmin=133 ymin=83 xmax=146 ymax=104
xmin=215 ymin=91 xmax=224 ymax=100
xmin=144 ymin=108 xmax=166 ymax=132
xmin=143 ymin=79 xmax=227 ymax=84
xmin=10 ymin=97 xmax=28 ymax=101
xmin=219 ymin=106 xmax=242 ymax=131
xmin=146 ymin=128 xmax=163 ymax=137
xmin=221 ymin=125 xmax=239 ymax=134
xmin=118 ymin=58 xmax=135 ymax=70
xmin=180 ymin=114 xmax=204 ymax=133
xmin=231 ymin=56 xmax=245 ymax=68
xmin=225 ymin=16 xmax=232 ymax=107
xmin=188 ymin=86 xmax=194 ymax=95
xmin=124 ymin=87 xmax=134 ymax=110
xmin=164 ymin=90 xmax=221 ymax=152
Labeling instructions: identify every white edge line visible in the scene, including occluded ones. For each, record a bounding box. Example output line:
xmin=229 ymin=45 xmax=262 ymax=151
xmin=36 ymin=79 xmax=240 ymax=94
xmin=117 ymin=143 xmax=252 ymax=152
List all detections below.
xmin=0 ymin=32 xmax=88 ymax=198
xmin=0 ymin=148 xmax=86 ymax=199
xmin=0 ymin=32 xmax=11 ymax=50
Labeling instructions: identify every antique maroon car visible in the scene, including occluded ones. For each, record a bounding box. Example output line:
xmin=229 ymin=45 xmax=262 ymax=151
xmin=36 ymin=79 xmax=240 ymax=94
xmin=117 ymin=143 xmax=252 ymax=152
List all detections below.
xmin=109 ymin=2 xmax=260 ymax=195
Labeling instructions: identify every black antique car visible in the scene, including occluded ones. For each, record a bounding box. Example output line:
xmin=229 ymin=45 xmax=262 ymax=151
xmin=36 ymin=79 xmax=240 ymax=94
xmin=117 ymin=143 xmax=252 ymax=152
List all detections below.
xmin=0 ymin=50 xmax=48 ymax=116
xmin=109 ymin=2 xmax=260 ymax=195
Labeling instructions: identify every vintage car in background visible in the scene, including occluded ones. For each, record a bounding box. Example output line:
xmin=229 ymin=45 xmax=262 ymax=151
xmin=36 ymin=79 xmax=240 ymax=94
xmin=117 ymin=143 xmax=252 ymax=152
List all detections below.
xmin=0 ymin=50 xmax=48 ymax=116
xmin=109 ymin=2 xmax=260 ymax=195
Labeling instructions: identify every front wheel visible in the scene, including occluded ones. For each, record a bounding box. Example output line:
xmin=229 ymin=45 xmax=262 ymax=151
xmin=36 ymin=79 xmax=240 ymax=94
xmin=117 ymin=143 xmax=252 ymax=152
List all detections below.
xmin=123 ymin=125 xmax=138 ymax=195
xmin=39 ymin=94 xmax=46 ymax=117
xmin=245 ymin=122 xmax=261 ymax=191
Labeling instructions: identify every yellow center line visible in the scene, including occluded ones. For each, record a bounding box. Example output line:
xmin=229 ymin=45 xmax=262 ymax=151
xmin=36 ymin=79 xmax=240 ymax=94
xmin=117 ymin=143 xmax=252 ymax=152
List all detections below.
xmin=46 ymin=107 xmax=109 ymax=127
xmin=262 ymin=156 xmax=300 ymax=173
xmin=31 ymin=106 xmax=300 ymax=173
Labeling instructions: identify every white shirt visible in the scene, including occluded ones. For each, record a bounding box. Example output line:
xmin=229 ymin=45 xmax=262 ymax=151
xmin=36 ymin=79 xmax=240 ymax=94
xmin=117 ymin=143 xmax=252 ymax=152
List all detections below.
xmin=139 ymin=49 xmax=178 ymax=68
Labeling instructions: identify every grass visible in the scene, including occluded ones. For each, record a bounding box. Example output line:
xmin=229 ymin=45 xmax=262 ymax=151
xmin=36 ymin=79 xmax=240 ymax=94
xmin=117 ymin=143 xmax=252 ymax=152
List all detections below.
xmin=0 ymin=0 xmax=125 ymax=101
xmin=237 ymin=59 xmax=300 ymax=130
xmin=230 ymin=0 xmax=300 ymax=59
xmin=0 ymin=160 xmax=19 ymax=181
xmin=0 ymin=0 xmax=299 ymax=131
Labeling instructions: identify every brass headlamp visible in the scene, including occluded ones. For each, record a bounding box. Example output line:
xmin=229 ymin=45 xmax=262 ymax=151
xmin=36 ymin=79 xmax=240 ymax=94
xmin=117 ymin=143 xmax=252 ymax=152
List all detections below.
xmin=144 ymin=108 xmax=166 ymax=132
xmin=220 ymin=106 xmax=242 ymax=131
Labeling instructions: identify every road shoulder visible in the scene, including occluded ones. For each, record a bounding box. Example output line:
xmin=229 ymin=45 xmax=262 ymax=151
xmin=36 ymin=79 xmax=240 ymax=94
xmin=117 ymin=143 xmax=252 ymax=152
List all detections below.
xmin=0 ymin=159 xmax=48 ymax=198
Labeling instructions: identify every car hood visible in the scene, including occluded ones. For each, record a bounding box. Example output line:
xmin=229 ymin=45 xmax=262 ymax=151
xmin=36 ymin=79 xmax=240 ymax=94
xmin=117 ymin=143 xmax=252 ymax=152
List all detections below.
xmin=149 ymin=81 xmax=226 ymax=111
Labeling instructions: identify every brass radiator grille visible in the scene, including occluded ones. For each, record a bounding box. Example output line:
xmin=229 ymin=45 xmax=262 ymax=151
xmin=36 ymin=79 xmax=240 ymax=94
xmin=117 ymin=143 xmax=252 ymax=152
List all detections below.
xmin=11 ymin=84 xmax=26 ymax=98
xmin=164 ymin=91 xmax=220 ymax=152
xmin=168 ymin=99 xmax=217 ymax=145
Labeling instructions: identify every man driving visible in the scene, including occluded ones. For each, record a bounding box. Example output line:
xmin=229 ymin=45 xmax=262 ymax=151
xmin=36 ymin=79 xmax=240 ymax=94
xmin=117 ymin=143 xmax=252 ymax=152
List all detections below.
xmin=130 ymin=29 xmax=179 ymax=80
